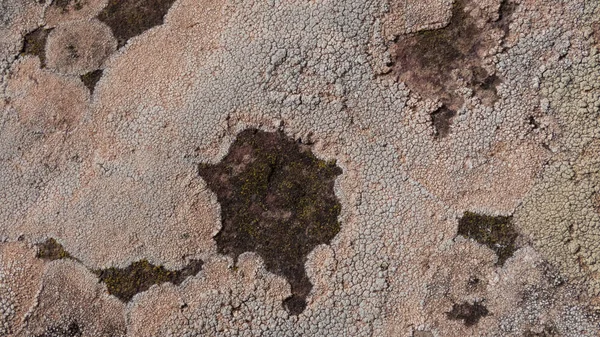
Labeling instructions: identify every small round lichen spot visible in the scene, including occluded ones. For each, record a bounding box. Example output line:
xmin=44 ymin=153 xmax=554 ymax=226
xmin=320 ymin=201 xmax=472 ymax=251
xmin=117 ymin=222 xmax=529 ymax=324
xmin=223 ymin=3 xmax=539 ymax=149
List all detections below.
xmin=198 ymin=129 xmax=343 ymax=315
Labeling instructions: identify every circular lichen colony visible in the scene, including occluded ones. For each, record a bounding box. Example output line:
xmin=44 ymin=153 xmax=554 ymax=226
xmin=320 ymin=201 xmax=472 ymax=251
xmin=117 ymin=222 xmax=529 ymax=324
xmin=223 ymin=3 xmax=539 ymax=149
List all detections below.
xmin=198 ymin=129 xmax=342 ymax=315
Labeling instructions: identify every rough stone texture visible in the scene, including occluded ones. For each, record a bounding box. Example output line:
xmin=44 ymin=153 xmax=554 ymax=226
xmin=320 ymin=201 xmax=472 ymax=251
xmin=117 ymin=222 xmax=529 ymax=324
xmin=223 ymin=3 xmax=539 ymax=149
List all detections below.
xmin=0 ymin=0 xmax=599 ymax=335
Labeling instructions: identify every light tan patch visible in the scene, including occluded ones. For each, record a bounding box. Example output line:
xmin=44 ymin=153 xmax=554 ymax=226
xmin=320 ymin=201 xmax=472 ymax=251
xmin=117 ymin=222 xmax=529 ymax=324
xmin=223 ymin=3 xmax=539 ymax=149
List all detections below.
xmin=45 ymin=19 xmax=117 ymax=75
xmin=5 ymin=57 xmax=88 ymax=132
xmin=0 ymin=242 xmax=45 ymax=335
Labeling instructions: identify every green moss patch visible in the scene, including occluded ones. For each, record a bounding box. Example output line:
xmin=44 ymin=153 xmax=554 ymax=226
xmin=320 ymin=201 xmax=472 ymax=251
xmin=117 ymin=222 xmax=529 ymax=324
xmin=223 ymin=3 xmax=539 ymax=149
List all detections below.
xmin=36 ymin=238 xmax=73 ymax=261
xmin=95 ymin=259 xmax=203 ymax=302
xmin=21 ymin=27 xmax=53 ymax=67
xmin=446 ymin=300 xmax=489 ymax=326
xmin=198 ymin=129 xmax=343 ymax=315
xmin=97 ymin=0 xmax=177 ymax=48
xmin=457 ymin=211 xmax=518 ymax=266
xmin=80 ymin=69 xmax=103 ymax=93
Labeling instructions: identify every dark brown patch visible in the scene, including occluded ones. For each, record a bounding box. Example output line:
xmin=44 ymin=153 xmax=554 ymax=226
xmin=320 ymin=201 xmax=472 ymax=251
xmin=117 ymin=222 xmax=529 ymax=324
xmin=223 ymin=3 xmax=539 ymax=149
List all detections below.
xmin=198 ymin=129 xmax=342 ymax=315
xmin=52 ymin=0 xmax=84 ymax=13
xmin=80 ymin=69 xmax=103 ymax=93
xmin=528 ymin=116 xmax=540 ymax=130
xmin=65 ymin=44 xmax=79 ymax=59
xmin=457 ymin=211 xmax=518 ymax=266
xmin=36 ymin=321 xmax=82 ymax=337
xmin=523 ymin=325 xmax=559 ymax=337
xmin=497 ymin=0 xmax=518 ymax=36
xmin=391 ymin=0 xmax=517 ymax=109
xmin=431 ymin=105 xmax=456 ymax=138
xmin=36 ymin=238 xmax=73 ymax=261
xmin=592 ymin=22 xmax=600 ymax=47
xmin=97 ymin=0 xmax=177 ymax=48
xmin=21 ymin=27 xmax=53 ymax=67
xmin=446 ymin=300 xmax=489 ymax=326
xmin=95 ymin=259 xmax=203 ymax=302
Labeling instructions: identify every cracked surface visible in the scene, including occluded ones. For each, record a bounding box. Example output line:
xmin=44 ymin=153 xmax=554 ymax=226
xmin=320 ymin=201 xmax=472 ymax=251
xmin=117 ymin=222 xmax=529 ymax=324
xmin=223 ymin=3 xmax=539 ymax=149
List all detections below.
xmin=1 ymin=0 xmax=600 ymax=335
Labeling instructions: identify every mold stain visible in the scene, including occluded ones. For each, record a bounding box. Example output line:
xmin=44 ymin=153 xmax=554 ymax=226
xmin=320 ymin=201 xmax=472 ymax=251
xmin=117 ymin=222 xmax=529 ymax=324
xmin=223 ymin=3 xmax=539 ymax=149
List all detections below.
xmin=36 ymin=238 xmax=73 ymax=261
xmin=36 ymin=321 xmax=82 ymax=337
xmin=80 ymin=69 xmax=103 ymax=94
xmin=198 ymin=129 xmax=343 ymax=315
xmin=391 ymin=0 xmax=518 ymax=111
xmin=21 ymin=27 xmax=53 ymax=67
xmin=95 ymin=259 xmax=204 ymax=302
xmin=97 ymin=0 xmax=177 ymax=48
xmin=457 ymin=211 xmax=518 ymax=266
xmin=446 ymin=300 xmax=489 ymax=326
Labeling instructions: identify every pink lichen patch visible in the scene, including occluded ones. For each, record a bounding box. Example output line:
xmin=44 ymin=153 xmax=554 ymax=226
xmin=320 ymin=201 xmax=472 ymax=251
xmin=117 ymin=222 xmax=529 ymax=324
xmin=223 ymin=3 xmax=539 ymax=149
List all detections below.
xmin=23 ymin=260 xmax=126 ymax=336
xmin=45 ymin=19 xmax=117 ymax=75
xmin=0 ymin=242 xmax=46 ymax=335
xmin=5 ymin=57 xmax=88 ymax=132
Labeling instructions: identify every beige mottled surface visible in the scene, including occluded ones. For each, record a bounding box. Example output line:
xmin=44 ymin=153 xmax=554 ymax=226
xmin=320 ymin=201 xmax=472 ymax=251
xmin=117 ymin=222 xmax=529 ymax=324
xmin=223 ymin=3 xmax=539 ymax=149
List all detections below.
xmin=1 ymin=0 xmax=599 ymax=335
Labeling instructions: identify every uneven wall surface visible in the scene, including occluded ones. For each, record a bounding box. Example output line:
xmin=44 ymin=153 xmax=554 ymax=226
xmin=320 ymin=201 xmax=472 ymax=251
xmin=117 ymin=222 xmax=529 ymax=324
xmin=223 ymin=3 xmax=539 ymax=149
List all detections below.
xmin=0 ymin=0 xmax=599 ymax=336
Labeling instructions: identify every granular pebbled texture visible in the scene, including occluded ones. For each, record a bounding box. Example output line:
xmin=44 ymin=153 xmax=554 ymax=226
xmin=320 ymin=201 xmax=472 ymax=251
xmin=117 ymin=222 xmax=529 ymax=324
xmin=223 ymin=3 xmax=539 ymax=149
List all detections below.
xmin=198 ymin=128 xmax=342 ymax=315
xmin=1 ymin=0 xmax=600 ymax=335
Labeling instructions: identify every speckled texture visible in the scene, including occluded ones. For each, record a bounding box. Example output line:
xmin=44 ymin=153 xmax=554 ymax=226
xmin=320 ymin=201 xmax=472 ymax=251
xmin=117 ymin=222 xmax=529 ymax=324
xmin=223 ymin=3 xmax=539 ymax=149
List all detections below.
xmin=1 ymin=0 xmax=599 ymax=335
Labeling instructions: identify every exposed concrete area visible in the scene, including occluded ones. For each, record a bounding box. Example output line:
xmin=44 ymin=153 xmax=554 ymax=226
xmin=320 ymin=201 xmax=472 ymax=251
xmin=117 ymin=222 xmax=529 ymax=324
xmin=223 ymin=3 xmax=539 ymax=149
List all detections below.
xmin=0 ymin=0 xmax=599 ymax=335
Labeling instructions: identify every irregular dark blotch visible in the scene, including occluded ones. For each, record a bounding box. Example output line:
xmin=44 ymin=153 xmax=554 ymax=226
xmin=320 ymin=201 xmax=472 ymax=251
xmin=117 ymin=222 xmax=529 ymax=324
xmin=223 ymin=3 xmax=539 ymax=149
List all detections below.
xmin=523 ymin=325 xmax=559 ymax=337
xmin=97 ymin=0 xmax=177 ymax=48
xmin=52 ymin=0 xmax=83 ymax=13
xmin=446 ymin=300 xmax=489 ymax=326
xmin=36 ymin=321 xmax=82 ymax=337
xmin=528 ymin=116 xmax=540 ymax=130
xmin=392 ymin=0 xmax=517 ymax=107
xmin=431 ymin=105 xmax=456 ymax=138
xmin=198 ymin=129 xmax=343 ymax=315
xmin=497 ymin=0 xmax=518 ymax=36
xmin=80 ymin=69 xmax=103 ymax=94
xmin=36 ymin=238 xmax=73 ymax=261
xmin=21 ymin=27 xmax=53 ymax=67
xmin=413 ymin=331 xmax=434 ymax=337
xmin=95 ymin=259 xmax=203 ymax=302
xmin=458 ymin=211 xmax=518 ymax=266
xmin=65 ymin=44 xmax=79 ymax=59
